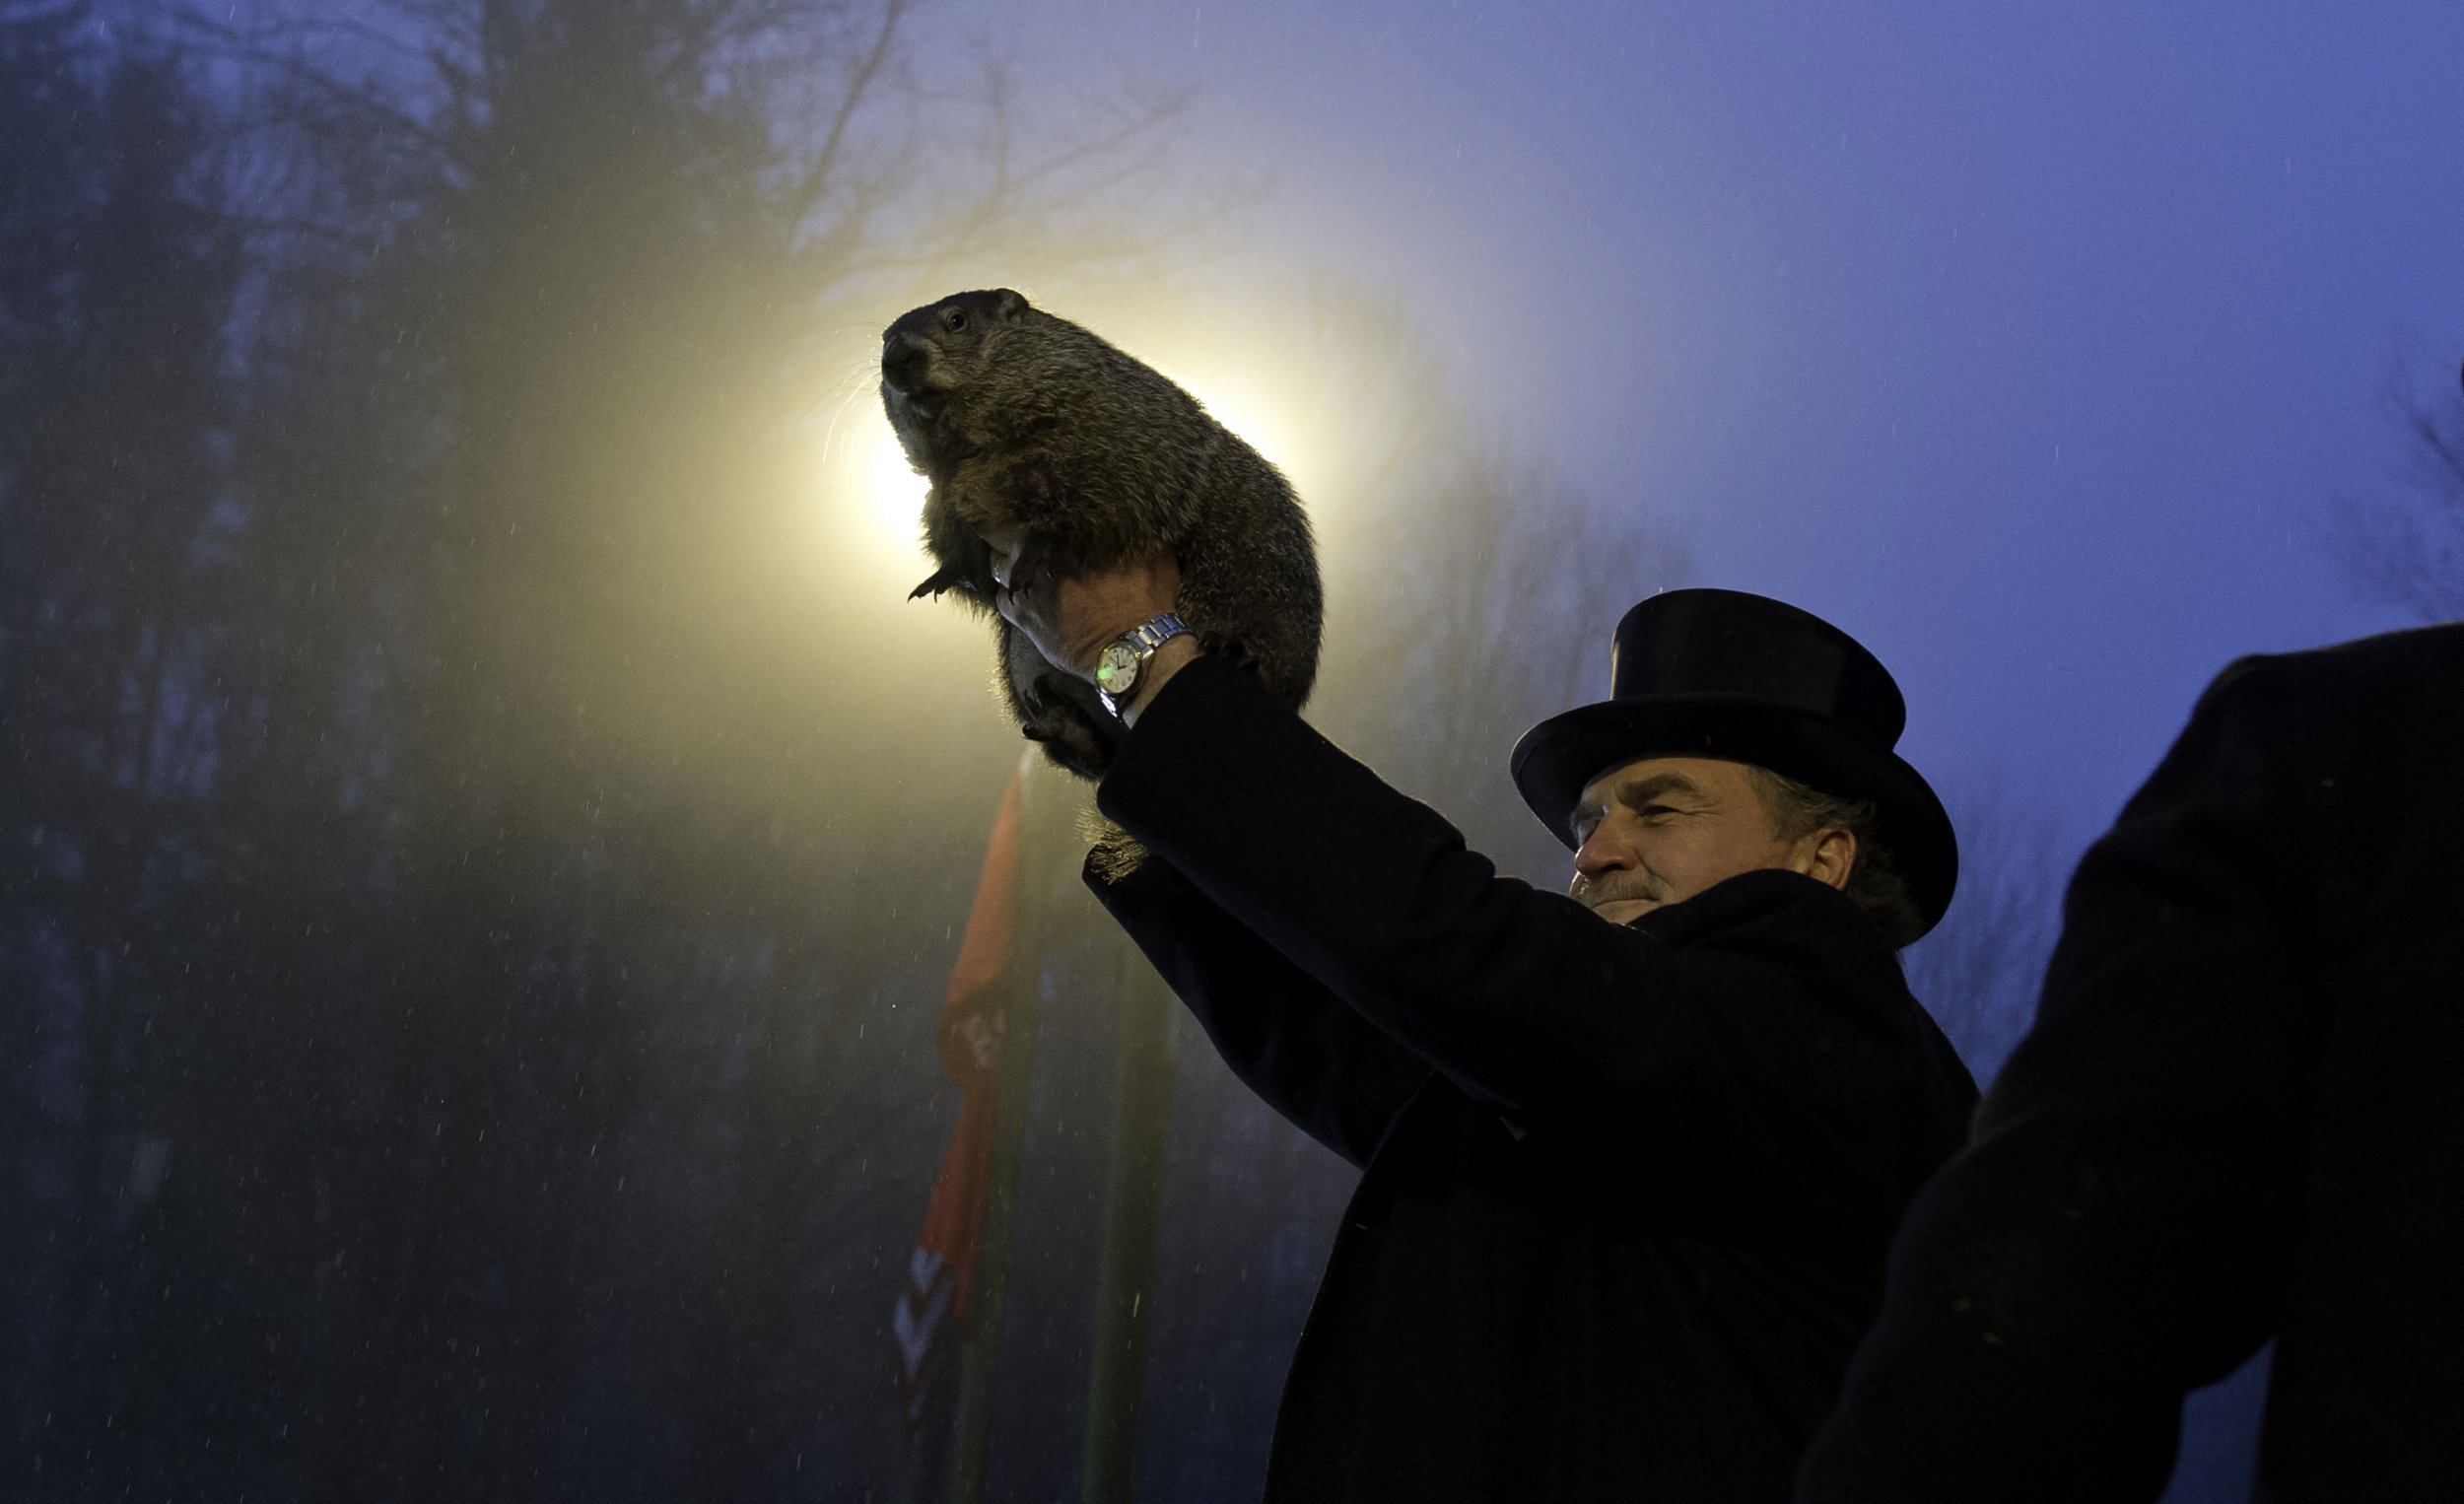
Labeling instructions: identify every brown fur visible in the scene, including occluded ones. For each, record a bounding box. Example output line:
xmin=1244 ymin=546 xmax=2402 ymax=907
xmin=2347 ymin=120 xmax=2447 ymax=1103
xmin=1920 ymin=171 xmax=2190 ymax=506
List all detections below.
xmin=880 ymin=288 xmax=1324 ymax=783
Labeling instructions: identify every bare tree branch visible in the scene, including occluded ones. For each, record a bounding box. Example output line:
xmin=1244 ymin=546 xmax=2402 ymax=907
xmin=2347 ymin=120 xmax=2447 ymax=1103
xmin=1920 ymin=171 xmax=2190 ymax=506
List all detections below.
xmin=781 ymin=0 xmax=911 ymax=218
xmin=1901 ymin=784 xmax=2068 ymax=1083
xmin=171 ymin=10 xmax=471 ymax=175
xmin=2322 ymin=355 xmax=2464 ymax=624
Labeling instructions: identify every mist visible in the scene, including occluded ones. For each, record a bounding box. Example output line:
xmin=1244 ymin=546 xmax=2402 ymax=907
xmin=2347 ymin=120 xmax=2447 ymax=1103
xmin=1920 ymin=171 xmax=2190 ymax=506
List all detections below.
xmin=5 ymin=1 xmax=2458 ymax=1499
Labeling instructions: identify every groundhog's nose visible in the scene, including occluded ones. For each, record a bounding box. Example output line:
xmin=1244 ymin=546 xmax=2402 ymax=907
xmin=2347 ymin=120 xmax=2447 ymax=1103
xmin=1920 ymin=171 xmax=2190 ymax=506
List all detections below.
xmin=881 ymin=336 xmax=931 ymax=396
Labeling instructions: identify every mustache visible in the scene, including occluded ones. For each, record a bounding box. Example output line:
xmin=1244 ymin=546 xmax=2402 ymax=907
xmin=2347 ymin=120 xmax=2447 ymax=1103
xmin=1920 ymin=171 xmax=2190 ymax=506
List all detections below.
xmin=1572 ymin=872 xmax=1665 ymax=911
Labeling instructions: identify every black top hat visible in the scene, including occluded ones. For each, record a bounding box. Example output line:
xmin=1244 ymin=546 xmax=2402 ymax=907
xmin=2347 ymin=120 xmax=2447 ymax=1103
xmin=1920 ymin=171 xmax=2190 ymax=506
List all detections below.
xmin=1509 ymin=588 xmax=1957 ymax=937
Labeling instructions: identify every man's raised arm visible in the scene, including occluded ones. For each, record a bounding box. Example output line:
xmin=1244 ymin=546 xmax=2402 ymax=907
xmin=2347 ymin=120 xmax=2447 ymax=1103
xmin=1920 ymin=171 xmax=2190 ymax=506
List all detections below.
xmin=1094 ymin=854 xmax=1430 ymax=1169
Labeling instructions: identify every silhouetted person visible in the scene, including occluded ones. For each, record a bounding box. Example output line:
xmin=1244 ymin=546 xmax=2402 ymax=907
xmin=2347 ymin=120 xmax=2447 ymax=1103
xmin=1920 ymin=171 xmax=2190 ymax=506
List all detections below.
xmin=994 ymin=560 xmax=1976 ymax=1502
xmin=1797 ymin=621 xmax=2464 ymax=1503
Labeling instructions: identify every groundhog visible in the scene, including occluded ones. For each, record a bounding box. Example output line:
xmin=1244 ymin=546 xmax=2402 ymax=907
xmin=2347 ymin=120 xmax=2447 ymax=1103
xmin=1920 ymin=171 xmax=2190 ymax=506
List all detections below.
xmin=879 ymin=288 xmax=1323 ymax=782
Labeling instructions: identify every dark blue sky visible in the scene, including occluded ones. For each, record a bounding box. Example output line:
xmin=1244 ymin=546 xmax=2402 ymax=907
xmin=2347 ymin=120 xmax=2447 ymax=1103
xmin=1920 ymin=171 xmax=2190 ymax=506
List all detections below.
xmin=944 ymin=0 xmax=2462 ymax=845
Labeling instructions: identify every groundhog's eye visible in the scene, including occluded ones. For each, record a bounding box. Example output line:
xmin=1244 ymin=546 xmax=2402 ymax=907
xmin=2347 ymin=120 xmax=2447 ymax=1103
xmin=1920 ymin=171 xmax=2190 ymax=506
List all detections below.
xmin=942 ymin=309 xmax=969 ymax=333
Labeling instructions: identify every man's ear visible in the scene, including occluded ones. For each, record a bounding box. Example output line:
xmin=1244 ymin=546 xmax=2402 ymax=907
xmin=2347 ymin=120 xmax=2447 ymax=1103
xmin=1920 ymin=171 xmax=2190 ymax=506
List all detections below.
xmin=1804 ymin=827 xmax=1859 ymax=892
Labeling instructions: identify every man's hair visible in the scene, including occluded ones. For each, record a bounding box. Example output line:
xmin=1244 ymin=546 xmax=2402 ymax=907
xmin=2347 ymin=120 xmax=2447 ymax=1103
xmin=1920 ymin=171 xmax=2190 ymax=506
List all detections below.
xmin=1745 ymin=767 xmax=1927 ymax=948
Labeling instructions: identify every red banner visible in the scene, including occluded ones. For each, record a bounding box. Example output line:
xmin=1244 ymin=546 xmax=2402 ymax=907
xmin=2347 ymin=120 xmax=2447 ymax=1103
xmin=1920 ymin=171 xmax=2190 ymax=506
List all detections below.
xmin=893 ymin=767 xmax=1025 ymax=1428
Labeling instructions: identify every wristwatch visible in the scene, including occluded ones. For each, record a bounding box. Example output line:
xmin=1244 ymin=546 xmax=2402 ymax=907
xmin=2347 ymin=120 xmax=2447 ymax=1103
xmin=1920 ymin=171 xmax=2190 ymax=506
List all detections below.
xmin=1093 ymin=613 xmax=1192 ymax=718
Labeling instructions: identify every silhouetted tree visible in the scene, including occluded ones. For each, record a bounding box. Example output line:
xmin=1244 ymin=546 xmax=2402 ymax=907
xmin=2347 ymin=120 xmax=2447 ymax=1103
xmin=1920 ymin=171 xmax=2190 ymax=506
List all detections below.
xmin=2326 ymin=355 xmax=2464 ymax=623
xmin=1898 ymin=785 xmax=2068 ymax=1085
xmin=0 ymin=8 xmax=276 ymax=1492
xmin=5 ymin=0 xmax=1195 ymax=1497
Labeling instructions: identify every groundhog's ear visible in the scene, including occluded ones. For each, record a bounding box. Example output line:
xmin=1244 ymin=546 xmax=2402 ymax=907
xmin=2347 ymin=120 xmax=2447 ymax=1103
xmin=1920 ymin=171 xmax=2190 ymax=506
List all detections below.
xmin=992 ymin=288 xmax=1029 ymax=320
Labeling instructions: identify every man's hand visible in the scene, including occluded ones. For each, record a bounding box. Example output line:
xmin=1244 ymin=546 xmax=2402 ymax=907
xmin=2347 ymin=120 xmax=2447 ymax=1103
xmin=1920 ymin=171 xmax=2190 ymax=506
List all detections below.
xmin=988 ymin=526 xmax=1183 ymax=682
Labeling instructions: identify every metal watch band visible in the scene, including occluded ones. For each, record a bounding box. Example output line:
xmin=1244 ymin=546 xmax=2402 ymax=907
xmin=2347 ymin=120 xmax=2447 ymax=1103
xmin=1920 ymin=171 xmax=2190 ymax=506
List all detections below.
xmin=1096 ymin=612 xmax=1191 ymax=718
xmin=1120 ymin=612 xmax=1190 ymax=655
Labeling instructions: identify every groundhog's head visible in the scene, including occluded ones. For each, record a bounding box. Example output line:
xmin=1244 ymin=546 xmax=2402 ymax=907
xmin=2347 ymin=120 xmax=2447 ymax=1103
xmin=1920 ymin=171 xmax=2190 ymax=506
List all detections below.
xmin=879 ymin=288 xmax=1035 ymax=470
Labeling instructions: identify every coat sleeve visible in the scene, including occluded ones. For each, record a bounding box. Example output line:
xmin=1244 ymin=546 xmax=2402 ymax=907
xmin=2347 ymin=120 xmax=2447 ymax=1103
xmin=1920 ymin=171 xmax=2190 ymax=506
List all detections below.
xmin=1796 ymin=655 xmax=2318 ymax=1504
xmin=1095 ymin=656 xmax=1942 ymax=1198
xmin=1089 ymin=853 xmax=1431 ymax=1169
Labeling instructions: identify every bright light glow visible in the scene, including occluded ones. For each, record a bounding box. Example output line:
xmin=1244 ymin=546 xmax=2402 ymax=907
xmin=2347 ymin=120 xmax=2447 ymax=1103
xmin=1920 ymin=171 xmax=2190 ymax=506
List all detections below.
xmin=1152 ymin=341 xmax=1328 ymax=501
xmin=1172 ymin=374 xmax=1296 ymax=477
xmin=803 ymin=388 xmax=934 ymax=610
xmin=862 ymin=419 xmax=929 ymax=548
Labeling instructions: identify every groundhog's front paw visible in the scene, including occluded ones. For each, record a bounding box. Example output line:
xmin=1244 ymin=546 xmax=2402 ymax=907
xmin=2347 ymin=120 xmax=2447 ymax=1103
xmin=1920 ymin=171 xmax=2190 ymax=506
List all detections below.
xmin=913 ymin=566 xmax=997 ymax=612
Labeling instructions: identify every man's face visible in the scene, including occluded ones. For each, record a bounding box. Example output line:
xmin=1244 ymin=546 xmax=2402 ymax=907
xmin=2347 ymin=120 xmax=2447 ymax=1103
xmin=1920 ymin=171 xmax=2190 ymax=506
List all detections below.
xmin=1567 ymin=755 xmax=1850 ymax=924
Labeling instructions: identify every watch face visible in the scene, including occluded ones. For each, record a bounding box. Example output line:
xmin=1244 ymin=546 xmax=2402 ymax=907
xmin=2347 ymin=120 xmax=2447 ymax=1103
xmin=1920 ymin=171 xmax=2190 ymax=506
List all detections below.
xmin=1096 ymin=643 xmax=1139 ymax=697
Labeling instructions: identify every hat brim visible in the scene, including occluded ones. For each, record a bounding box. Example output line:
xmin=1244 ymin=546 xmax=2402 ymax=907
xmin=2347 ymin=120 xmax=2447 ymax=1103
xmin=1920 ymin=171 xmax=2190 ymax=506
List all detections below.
xmin=1510 ymin=695 xmax=1958 ymax=938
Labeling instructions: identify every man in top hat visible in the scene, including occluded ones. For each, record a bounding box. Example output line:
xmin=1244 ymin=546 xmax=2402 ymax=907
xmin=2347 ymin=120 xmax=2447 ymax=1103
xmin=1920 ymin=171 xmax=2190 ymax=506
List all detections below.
xmin=992 ymin=554 xmax=1978 ymax=1502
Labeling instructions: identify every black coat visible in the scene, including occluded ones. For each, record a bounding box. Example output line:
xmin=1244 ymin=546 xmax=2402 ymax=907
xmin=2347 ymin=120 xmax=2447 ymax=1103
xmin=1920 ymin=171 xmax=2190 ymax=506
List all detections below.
xmin=1088 ymin=656 xmax=1977 ymax=1502
xmin=1797 ymin=622 xmax=2464 ymax=1504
